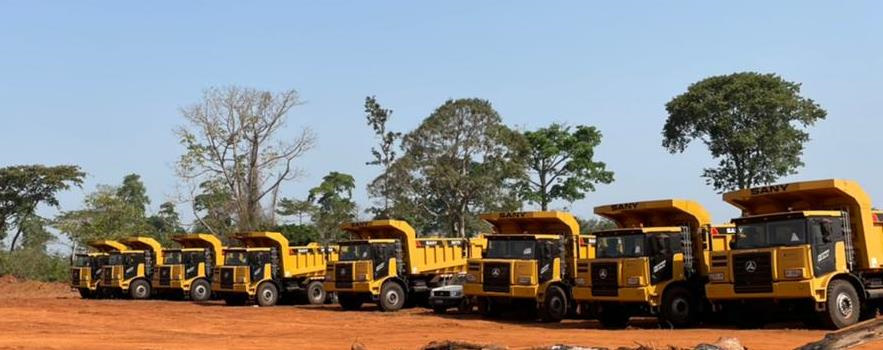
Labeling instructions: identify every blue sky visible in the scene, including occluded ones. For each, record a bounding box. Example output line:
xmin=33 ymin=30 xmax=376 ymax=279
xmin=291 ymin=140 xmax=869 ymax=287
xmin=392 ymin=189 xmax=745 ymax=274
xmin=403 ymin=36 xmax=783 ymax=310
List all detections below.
xmin=2 ymin=2 xmax=882 ymax=241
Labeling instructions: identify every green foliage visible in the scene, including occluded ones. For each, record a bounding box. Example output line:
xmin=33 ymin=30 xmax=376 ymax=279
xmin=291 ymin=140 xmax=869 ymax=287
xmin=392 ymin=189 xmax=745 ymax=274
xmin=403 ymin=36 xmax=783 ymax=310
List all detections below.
xmin=147 ymin=202 xmax=185 ymax=246
xmin=19 ymin=215 xmax=53 ymax=251
xmin=276 ymin=197 xmax=316 ymax=225
xmin=364 ymin=96 xmax=402 ymax=219
xmin=54 ymin=185 xmax=152 ymax=248
xmin=0 ymin=164 xmax=85 ymax=251
xmin=385 ymin=98 xmax=527 ymax=236
xmin=577 ymin=216 xmax=617 ymax=234
xmin=273 ymin=223 xmax=320 ymax=246
xmin=662 ymin=72 xmax=827 ymax=191
xmin=117 ymin=174 xmax=150 ymax=215
xmin=0 ymin=248 xmax=70 ymax=282
xmin=192 ymin=179 xmax=236 ymax=236
xmin=308 ymin=172 xmax=357 ymax=241
xmin=518 ymin=123 xmax=614 ymax=210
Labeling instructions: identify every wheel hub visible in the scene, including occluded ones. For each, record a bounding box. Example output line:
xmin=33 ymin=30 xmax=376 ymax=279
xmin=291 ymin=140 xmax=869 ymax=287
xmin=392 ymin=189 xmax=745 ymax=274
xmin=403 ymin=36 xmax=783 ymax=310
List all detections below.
xmin=386 ymin=291 xmax=399 ymax=304
xmin=836 ymin=293 xmax=853 ymax=318
xmin=672 ymin=298 xmax=689 ymax=316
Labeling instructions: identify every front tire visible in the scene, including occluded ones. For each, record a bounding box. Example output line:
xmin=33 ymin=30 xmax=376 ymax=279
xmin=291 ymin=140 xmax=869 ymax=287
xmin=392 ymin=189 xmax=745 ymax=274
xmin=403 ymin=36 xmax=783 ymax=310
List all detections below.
xmin=819 ymin=280 xmax=860 ymax=329
xmin=378 ymin=282 xmax=406 ymax=311
xmin=306 ymin=281 xmax=326 ymax=305
xmin=189 ymin=279 xmax=211 ymax=302
xmin=256 ymin=282 xmax=279 ymax=307
xmin=538 ymin=285 xmax=568 ymax=322
xmin=129 ymin=279 xmax=151 ymax=300
xmin=659 ymin=286 xmax=697 ymax=328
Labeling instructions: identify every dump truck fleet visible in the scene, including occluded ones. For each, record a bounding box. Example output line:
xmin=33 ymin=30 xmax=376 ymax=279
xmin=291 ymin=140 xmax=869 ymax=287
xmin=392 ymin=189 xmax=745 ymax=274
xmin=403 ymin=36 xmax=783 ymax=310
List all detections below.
xmin=68 ymin=178 xmax=883 ymax=330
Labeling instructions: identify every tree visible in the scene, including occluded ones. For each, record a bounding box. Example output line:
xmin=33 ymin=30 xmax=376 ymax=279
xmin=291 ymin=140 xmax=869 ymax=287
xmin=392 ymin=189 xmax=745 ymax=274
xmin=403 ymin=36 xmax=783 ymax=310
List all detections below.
xmin=577 ymin=216 xmax=616 ymax=234
xmin=308 ymin=172 xmax=357 ymax=241
xmin=388 ymin=98 xmax=527 ymax=237
xmin=148 ymin=202 xmax=184 ymax=235
xmin=0 ymin=165 xmax=85 ymax=251
xmin=117 ymin=174 xmax=150 ymax=215
xmin=191 ymin=178 xmax=236 ymax=236
xmin=518 ymin=123 xmax=614 ymax=210
xmin=54 ymin=185 xmax=152 ymax=253
xmin=276 ymin=198 xmax=316 ymax=225
xmin=19 ymin=215 xmax=53 ymax=252
xmin=364 ymin=96 xmax=402 ymax=219
xmin=176 ymin=86 xmax=316 ymax=232
xmin=662 ymin=72 xmax=827 ymax=191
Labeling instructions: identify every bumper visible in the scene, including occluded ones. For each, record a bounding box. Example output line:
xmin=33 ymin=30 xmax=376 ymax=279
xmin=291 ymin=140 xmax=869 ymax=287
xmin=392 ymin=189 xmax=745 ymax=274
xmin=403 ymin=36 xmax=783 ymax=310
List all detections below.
xmin=325 ymin=281 xmax=374 ymax=294
xmin=572 ymin=286 xmax=655 ymax=304
xmin=213 ymin=283 xmax=253 ymax=295
xmin=429 ymin=296 xmax=464 ymax=308
xmin=463 ymin=283 xmax=538 ymax=299
xmin=706 ymin=280 xmax=820 ymax=301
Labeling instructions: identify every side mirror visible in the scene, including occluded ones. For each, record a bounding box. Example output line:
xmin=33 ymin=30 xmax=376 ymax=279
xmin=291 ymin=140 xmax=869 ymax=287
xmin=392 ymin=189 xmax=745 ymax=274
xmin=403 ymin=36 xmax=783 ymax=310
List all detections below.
xmin=728 ymin=239 xmax=736 ymax=249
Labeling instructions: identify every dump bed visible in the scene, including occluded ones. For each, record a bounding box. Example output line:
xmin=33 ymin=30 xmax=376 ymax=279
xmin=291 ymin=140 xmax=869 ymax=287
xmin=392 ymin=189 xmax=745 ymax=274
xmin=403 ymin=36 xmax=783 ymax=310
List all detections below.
xmin=87 ymin=240 xmax=128 ymax=253
xmin=235 ymin=232 xmax=331 ymax=278
xmin=723 ymin=179 xmax=883 ymax=270
xmin=342 ymin=220 xmax=468 ymax=276
xmin=120 ymin=236 xmax=165 ymax=265
xmin=480 ymin=211 xmax=582 ymax=278
xmin=171 ymin=233 xmax=225 ymax=266
xmin=468 ymin=234 xmax=487 ymax=258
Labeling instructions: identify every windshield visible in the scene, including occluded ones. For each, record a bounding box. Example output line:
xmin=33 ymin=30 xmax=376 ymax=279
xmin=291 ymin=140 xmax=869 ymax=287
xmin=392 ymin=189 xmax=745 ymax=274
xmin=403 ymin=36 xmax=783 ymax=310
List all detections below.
xmin=73 ymin=255 xmax=91 ymax=267
xmin=224 ymin=251 xmax=248 ymax=266
xmin=340 ymin=243 xmax=372 ymax=261
xmin=735 ymin=219 xmax=808 ymax=249
xmin=485 ymin=238 xmax=536 ymax=259
xmin=163 ymin=251 xmax=182 ymax=264
xmin=108 ymin=253 xmax=124 ymax=265
xmin=597 ymin=234 xmax=646 ymax=258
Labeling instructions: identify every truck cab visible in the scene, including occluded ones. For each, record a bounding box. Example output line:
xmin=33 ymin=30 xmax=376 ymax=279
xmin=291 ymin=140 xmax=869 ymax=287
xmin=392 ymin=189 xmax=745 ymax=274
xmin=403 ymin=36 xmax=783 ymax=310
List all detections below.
xmin=71 ymin=240 xmax=127 ymax=299
xmin=101 ymin=236 xmax=164 ymax=299
xmin=463 ymin=211 xmax=588 ymax=322
xmin=213 ymin=232 xmax=334 ymax=306
xmin=573 ymin=199 xmax=727 ymax=328
xmin=152 ymin=233 xmax=225 ymax=301
xmin=325 ymin=220 xmax=471 ymax=312
xmin=706 ymin=179 xmax=883 ymax=329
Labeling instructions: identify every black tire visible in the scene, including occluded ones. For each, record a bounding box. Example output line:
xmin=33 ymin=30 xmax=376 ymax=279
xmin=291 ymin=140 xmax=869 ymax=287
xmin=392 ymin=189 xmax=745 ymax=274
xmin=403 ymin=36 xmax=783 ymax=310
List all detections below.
xmin=77 ymin=288 xmax=93 ymax=299
xmin=189 ymin=279 xmax=211 ymax=302
xmin=129 ymin=279 xmax=151 ymax=300
xmin=819 ymin=280 xmax=860 ymax=329
xmin=598 ymin=304 xmax=629 ymax=329
xmin=256 ymin=282 xmax=279 ymax=307
xmin=224 ymin=294 xmax=248 ymax=306
xmin=659 ymin=286 xmax=697 ymax=328
xmin=338 ymin=293 xmax=363 ymax=311
xmin=432 ymin=305 xmax=448 ymax=314
xmin=378 ymin=281 xmax=406 ymax=311
xmin=477 ymin=297 xmax=502 ymax=318
xmin=457 ymin=300 xmax=473 ymax=313
xmin=538 ymin=285 xmax=568 ymax=322
xmin=306 ymin=281 xmax=326 ymax=305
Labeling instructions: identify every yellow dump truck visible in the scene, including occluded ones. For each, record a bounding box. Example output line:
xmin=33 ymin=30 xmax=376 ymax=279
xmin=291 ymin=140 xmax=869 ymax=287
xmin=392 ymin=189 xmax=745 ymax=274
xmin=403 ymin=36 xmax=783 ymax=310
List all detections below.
xmin=71 ymin=240 xmax=128 ymax=299
xmin=572 ymin=199 xmax=733 ymax=328
xmin=214 ymin=232 xmax=335 ymax=306
xmin=152 ymin=233 xmax=225 ymax=301
xmin=101 ymin=236 xmax=164 ymax=299
xmin=706 ymin=179 xmax=883 ymax=329
xmin=325 ymin=220 xmax=470 ymax=311
xmin=463 ymin=211 xmax=591 ymax=322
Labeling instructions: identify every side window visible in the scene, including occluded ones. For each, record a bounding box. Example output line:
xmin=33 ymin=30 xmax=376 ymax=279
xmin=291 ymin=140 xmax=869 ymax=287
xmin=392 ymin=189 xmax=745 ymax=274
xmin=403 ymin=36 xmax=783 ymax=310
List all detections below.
xmin=668 ymin=234 xmax=683 ymax=253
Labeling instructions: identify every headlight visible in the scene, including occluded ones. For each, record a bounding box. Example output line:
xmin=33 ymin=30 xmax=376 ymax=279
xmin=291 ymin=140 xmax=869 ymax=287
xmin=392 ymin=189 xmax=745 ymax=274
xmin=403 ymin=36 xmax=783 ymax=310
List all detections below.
xmin=626 ymin=276 xmax=641 ymax=286
xmin=356 ymin=274 xmax=368 ymax=282
xmin=517 ymin=276 xmax=532 ymax=285
xmin=450 ymin=291 xmax=462 ymax=297
xmin=784 ymin=268 xmax=804 ymax=278
xmin=466 ymin=274 xmax=477 ymax=282
xmin=709 ymin=272 xmax=725 ymax=282
xmin=575 ymin=278 xmax=586 ymax=286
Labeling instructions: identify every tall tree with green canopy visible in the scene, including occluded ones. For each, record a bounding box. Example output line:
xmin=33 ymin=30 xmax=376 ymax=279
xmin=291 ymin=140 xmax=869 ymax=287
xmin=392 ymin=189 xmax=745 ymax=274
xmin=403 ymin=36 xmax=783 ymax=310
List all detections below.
xmin=54 ymin=185 xmax=153 ymax=253
xmin=662 ymin=72 xmax=827 ymax=192
xmin=308 ymin=171 xmax=357 ymax=241
xmin=364 ymin=96 xmax=402 ymax=219
xmin=387 ymin=98 xmax=527 ymax=237
xmin=0 ymin=165 xmax=85 ymax=251
xmin=117 ymin=174 xmax=150 ymax=215
xmin=518 ymin=123 xmax=614 ymax=210
xmin=191 ymin=178 xmax=236 ymax=236
xmin=148 ymin=201 xmax=185 ymax=238
xmin=276 ymin=197 xmax=316 ymax=225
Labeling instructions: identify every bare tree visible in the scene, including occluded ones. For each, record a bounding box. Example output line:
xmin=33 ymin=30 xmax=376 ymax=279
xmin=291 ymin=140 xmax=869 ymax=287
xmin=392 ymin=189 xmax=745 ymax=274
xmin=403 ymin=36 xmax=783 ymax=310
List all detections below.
xmin=175 ymin=86 xmax=316 ymax=232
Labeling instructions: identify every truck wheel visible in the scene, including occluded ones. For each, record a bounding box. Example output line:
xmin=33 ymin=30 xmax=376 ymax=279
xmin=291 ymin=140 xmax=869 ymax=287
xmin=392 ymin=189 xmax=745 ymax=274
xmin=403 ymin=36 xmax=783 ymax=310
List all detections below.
xmin=256 ymin=282 xmax=279 ymax=307
xmin=338 ymin=293 xmax=363 ymax=311
xmin=306 ymin=281 xmax=326 ymax=305
xmin=598 ymin=304 xmax=629 ymax=329
xmin=129 ymin=279 xmax=151 ymax=300
xmin=539 ymin=285 xmax=568 ymax=322
xmin=820 ymin=280 xmax=860 ymax=329
xmin=378 ymin=282 xmax=406 ymax=311
xmin=189 ymin=279 xmax=211 ymax=302
xmin=77 ymin=288 xmax=93 ymax=299
xmin=224 ymin=294 xmax=247 ymax=306
xmin=660 ymin=286 xmax=697 ymax=328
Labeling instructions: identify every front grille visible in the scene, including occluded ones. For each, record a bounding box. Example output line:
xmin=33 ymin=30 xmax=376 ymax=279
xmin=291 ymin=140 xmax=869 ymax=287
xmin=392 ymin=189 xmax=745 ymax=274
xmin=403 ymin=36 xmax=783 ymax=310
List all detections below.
xmin=434 ymin=290 xmax=451 ymax=297
xmin=482 ymin=262 xmax=510 ymax=293
xmin=220 ymin=267 xmax=235 ymax=289
xmin=733 ymin=252 xmax=773 ymax=293
xmin=591 ymin=262 xmax=618 ymax=296
xmin=335 ymin=264 xmax=353 ymax=289
xmin=158 ymin=266 xmax=171 ymax=286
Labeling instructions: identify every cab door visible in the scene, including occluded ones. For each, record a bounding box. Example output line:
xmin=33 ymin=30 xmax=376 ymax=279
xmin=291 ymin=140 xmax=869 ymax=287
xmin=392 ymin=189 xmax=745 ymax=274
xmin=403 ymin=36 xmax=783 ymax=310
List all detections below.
xmin=372 ymin=244 xmax=393 ymax=279
xmin=649 ymin=235 xmax=674 ymax=284
xmin=810 ymin=218 xmax=840 ymax=277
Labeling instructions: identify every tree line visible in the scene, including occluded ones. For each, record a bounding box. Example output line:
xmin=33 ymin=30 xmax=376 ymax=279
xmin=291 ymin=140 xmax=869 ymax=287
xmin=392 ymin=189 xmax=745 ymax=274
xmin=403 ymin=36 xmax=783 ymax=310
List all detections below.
xmin=0 ymin=71 xmax=826 ymax=281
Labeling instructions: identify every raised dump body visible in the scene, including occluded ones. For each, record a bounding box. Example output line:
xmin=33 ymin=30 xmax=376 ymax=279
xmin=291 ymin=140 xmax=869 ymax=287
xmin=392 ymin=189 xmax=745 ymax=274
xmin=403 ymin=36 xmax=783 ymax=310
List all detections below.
xmin=707 ymin=179 xmax=883 ymax=329
xmin=152 ymin=233 xmax=225 ymax=301
xmin=463 ymin=211 xmax=583 ymax=322
xmin=325 ymin=220 xmax=469 ymax=311
xmin=71 ymin=240 xmax=127 ymax=299
xmin=572 ymin=199 xmax=725 ymax=328
xmin=214 ymin=232 xmax=335 ymax=306
xmin=101 ymin=236 xmax=164 ymax=299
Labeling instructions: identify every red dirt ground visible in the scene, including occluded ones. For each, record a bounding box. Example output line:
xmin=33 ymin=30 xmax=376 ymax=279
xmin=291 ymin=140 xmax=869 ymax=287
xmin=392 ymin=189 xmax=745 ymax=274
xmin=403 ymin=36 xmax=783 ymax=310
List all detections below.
xmin=0 ymin=277 xmax=869 ymax=350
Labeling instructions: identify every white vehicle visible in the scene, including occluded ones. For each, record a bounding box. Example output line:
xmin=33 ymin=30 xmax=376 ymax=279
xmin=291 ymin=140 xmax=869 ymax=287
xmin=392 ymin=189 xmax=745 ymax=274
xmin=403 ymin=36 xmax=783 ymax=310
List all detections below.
xmin=429 ymin=274 xmax=472 ymax=314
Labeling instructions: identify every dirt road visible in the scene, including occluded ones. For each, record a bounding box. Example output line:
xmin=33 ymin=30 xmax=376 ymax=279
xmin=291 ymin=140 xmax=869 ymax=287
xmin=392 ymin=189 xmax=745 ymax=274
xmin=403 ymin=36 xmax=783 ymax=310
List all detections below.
xmin=0 ymin=279 xmax=835 ymax=350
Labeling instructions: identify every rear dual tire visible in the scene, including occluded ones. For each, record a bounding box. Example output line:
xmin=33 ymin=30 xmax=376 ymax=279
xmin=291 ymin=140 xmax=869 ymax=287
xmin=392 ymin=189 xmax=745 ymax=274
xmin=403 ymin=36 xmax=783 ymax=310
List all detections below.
xmin=306 ymin=281 xmax=326 ymax=305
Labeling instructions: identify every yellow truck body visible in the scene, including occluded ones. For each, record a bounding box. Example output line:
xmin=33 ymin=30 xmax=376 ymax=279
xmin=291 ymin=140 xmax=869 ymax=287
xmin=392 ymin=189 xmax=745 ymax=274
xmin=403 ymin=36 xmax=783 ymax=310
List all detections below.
xmin=213 ymin=232 xmax=336 ymax=306
xmin=152 ymin=233 xmax=225 ymax=301
xmin=463 ymin=211 xmax=588 ymax=322
xmin=71 ymin=240 xmax=128 ymax=299
xmin=706 ymin=179 xmax=883 ymax=329
xmin=101 ymin=236 xmax=164 ymax=299
xmin=325 ymin=219 xmax=470 ymax=311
